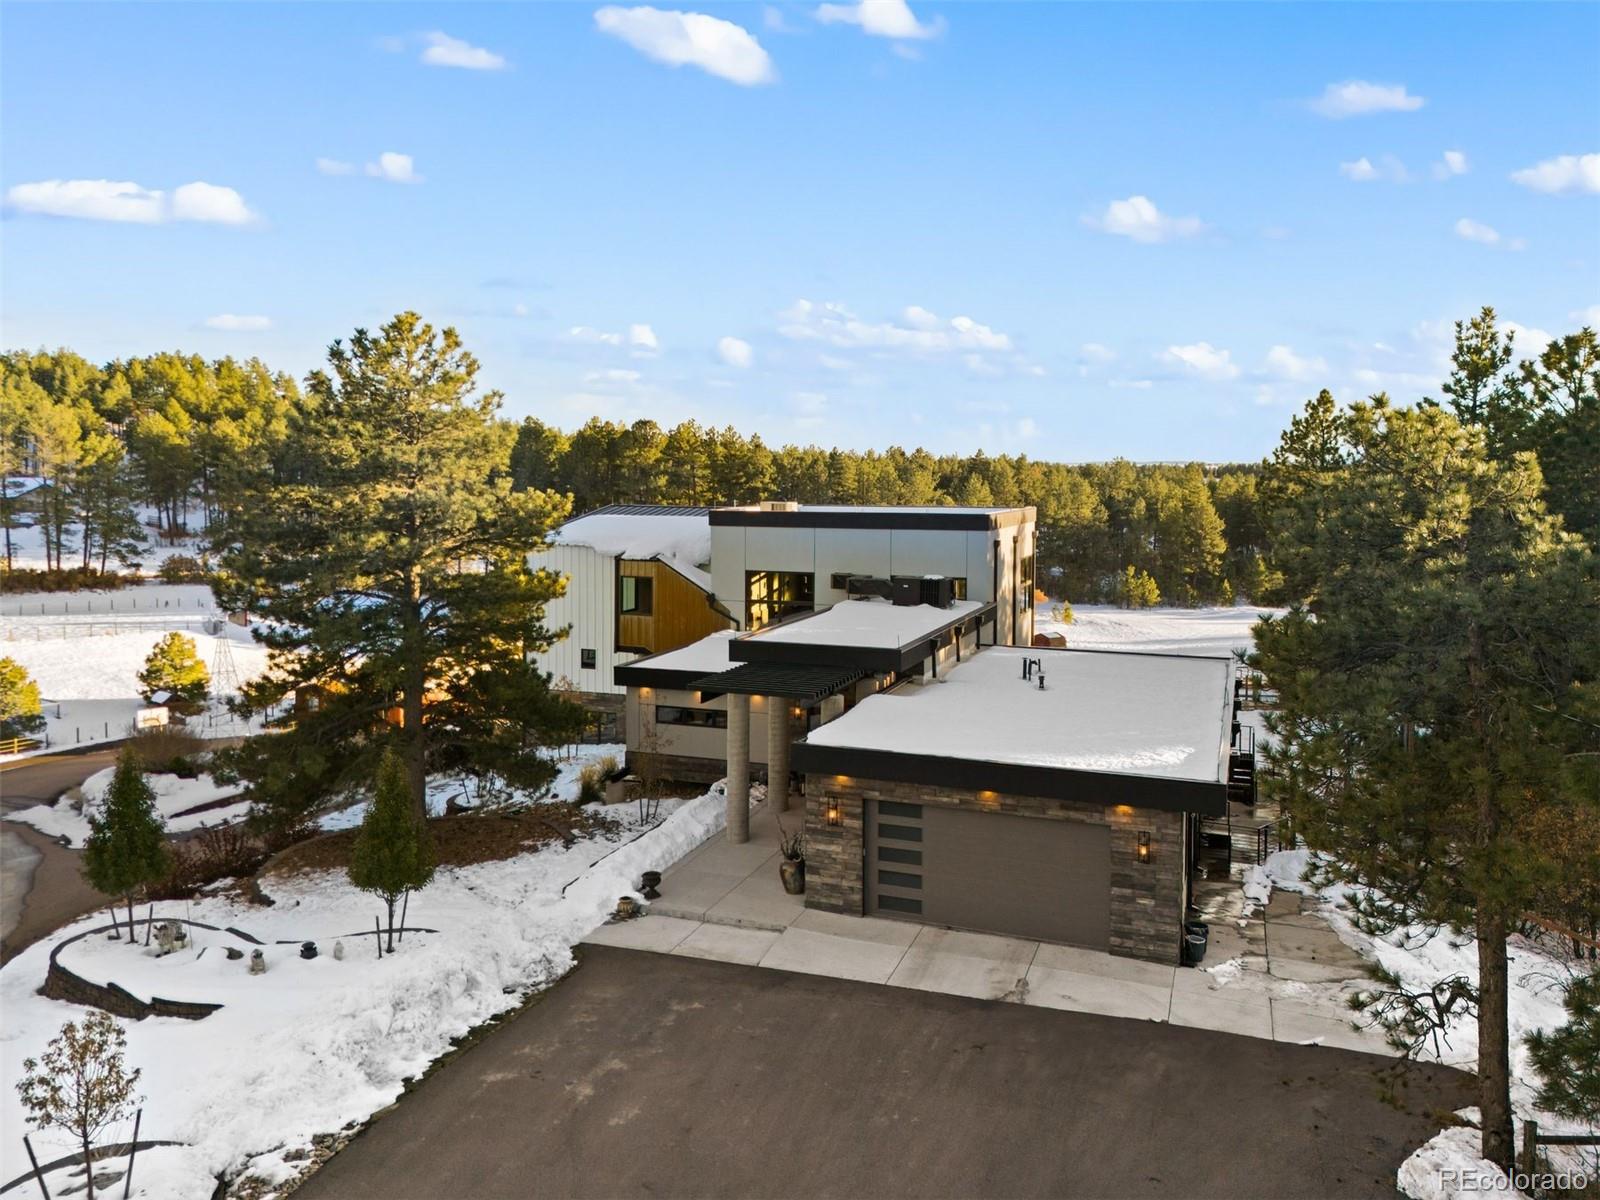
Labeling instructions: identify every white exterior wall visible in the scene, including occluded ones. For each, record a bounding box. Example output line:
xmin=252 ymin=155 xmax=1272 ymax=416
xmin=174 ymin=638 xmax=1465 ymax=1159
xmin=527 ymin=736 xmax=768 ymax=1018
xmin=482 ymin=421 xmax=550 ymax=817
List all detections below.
xmin=528 ymin=543 xmax=628 ymax=696
xmin=628 ymin=685 xmax=775 ymax=765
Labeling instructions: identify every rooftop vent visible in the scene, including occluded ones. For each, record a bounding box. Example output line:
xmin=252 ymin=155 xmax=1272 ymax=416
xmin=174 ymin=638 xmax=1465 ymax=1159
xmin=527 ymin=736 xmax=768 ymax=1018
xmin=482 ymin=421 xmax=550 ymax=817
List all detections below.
xmin=842 ymin=574 xmax=955 ymax=609
xmin=757 ymin=500 xmax=800 ymax=512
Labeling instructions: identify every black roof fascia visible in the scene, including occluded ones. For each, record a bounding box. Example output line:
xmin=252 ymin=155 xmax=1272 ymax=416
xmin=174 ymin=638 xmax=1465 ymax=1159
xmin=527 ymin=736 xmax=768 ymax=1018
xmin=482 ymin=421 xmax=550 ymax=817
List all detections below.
xmin=612 ymin=664 xmax=711 ymax=690
xmin=684 ymin=663 xmax=866 ymax=705
xmin=789 ymin=742 xmax=1229 ymax=817
xmin=709 ymin=507 xmax=1035 ymax=531
xmin=729 ymin=603 xmax=995 ymax=674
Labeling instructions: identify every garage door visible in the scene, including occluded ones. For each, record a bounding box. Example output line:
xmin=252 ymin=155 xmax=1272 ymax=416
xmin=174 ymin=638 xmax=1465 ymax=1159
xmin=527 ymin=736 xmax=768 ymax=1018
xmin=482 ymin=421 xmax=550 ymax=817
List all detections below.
xmin=865 ymin=800 xmax=1110 ymax=948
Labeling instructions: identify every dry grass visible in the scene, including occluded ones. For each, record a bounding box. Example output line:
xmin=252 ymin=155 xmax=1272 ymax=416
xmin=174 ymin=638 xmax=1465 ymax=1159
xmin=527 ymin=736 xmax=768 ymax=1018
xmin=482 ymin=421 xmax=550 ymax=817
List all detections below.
xmin=260 ymin=803 xmax=616 ymax=879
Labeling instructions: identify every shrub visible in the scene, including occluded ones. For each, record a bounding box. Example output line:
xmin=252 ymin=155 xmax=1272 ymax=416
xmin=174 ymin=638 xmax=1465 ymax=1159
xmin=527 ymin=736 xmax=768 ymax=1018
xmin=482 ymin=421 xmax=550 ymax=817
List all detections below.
xmin=149 ymin=823 xmax=269 ymax=900
xmin=156 ymin=554 xmax=209 ymax=584
xmin=124 ymin=725 xmax=207 ymax=774
xmin=0 ymin=567 xmax=134 ymax=594
xmin=577 ymin=754 xmax=619 ymax=805
xmin=0 ymin=656 xmax=45 ymax=739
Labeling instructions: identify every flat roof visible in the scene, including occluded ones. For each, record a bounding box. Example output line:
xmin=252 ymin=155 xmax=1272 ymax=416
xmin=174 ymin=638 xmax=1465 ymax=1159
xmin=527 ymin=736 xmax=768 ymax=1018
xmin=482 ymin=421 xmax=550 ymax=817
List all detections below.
xmin=801 ymin=646 xmax=1234 ymax=786
xmin=710 ymin=504 xmax=1034 ymax=531
xmin=686 ymin=662 xmax=867 ymax=705
xmin=745 ymin=598 xmax=985 ymax=651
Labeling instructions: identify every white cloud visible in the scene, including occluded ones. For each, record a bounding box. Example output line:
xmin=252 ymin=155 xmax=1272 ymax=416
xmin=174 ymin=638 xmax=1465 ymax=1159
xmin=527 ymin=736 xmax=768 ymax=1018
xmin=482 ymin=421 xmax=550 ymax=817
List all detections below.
xmin=1262 ymin=345 xmax=1327 ymax=381
xmin=1433 ymin=149 xmax=1468 ymax=179
xmin=421 ymin=31 xmax=507 ymax=70
xmin=1078 ymin=342 xmax=1117 ymax=364
xmin=717 ymin=336 xmax=753 ymax=367
xmin=1504 ymin=321 xmax=1554 ymax=355
xmin=1454 ymin=217 xmax=1500 ymax=245
xmin=1162 ymin=342 xmax=1240 ymax=381
xmin=814 ymin=0 xmax=943 ymax=39
xmin=1339 ymin=155 xmax=1408 ymax=183
xmin=594 ymin=6 xmax=775 ymax=86
xmin=779 ymin=300 xmax=1015 ymax=354
xmin=1082 ymin=195 xmax=1203 ymax=243
xmin=628 ymin=323 xmax=659 ymax=352
xmin=316 ymin=157 xmax=356 ymax=176
xmin=365 ymin=152 xmax=422 ymax=183
xmin=563 ymin=322 xmax=660 ymax=355
xmin=1309 ymin=80 xmax=1425 ymax=119
xmin=583 ymin=368 xmax=643 ymax=385
xmin=1509 ymin=153 xmax=1600 ymax=195
xmin=204 ymin=314 xmax=272 ymax=332
xmin=1339 ymin=157 xmax=1379 ymax=182
xmin=4 ymin=178 xmax=257 ymax=225
xmin=565 ymin=326 xmax=624 ymax=346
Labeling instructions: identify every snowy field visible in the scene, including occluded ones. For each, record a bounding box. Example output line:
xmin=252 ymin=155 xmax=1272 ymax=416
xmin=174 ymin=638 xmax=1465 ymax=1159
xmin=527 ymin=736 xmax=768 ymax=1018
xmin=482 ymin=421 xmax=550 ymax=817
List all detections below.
xmin=1036 ymin=601 xmax=1279 ymax=658
xmin=7 ymin=766 xmax=248 ymax=846
xmin=0 ymin=746 xmax=730 ymax=1199
xmin=2 ymin=512 xmax=205 ymax=575
xmin=0 ymin=583 xmax=271 ymax=756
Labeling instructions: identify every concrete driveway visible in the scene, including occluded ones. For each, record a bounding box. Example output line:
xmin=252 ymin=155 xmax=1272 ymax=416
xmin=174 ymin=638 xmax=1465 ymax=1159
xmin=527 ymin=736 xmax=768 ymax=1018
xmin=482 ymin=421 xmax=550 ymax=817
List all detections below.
xmin=299 ymin=945 xmax=1471 ymax=1200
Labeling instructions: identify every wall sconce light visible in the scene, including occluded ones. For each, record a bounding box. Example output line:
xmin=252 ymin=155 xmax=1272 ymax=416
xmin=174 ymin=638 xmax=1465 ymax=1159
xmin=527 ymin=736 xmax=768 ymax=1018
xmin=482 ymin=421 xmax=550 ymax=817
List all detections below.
xmin=1136 ymin=831 xmax=1152 ymax=864
xmin=825 ymin=797 xmax=843 ymax=827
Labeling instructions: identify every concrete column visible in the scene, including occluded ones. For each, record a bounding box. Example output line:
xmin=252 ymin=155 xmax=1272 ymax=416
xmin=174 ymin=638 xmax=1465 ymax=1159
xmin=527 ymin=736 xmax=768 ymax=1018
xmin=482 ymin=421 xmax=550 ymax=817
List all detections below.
xmin=726 ymin=693 xmax=750 ymax=843
xmin=767 ymin=696 xmax=791 ymax=811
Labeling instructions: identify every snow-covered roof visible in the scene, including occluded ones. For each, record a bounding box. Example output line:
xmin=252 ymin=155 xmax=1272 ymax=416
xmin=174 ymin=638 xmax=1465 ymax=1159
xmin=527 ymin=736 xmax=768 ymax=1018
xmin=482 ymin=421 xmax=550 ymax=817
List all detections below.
xmin=749 ymin=598 xmax=983 ymax=650
xmin=623 ymin=630 xmax=738 ymax=675
xmin=804 ymin=646 xmax=1234 ymax=783
xmin=550 ymin=507 xmax=712 ymax=591
xmin=718 ymin=504 xmax=1020 ymax=516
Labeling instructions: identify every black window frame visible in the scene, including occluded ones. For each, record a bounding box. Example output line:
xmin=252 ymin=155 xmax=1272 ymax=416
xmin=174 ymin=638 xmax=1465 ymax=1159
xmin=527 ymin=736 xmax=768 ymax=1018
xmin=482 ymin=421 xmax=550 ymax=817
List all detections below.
xmin=745 ymin=569 xmax=815 ymax=631
xmin=655 ymin=704 xmax=728 ymax=730
xmin=619 ymin=575 xmax=654 ymax=616
xmin=580 ymin=648 xmax=597 ymax=670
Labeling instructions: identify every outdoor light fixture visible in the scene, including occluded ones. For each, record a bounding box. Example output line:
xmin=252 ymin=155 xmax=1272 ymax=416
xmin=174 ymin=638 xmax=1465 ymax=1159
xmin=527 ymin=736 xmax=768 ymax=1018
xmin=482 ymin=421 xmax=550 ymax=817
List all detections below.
xmin=1136 ymin=831 xmax=1151 ymax=863
xmin=825 ymin=797 xmax=843 ymax=827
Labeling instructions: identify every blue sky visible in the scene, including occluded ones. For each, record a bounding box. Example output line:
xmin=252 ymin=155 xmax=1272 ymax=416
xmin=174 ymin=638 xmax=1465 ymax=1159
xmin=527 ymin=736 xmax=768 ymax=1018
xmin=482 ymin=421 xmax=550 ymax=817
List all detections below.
xmin=3 ymin=1 xmax=1597 ymax=462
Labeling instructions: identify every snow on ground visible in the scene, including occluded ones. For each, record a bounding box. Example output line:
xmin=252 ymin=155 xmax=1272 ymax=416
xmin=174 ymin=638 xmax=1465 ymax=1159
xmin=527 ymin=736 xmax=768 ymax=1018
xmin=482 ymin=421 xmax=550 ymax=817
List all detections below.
xmin=1035 ymin=601 xmax=1281 ymax=659
xmin=1 ymin=583 xmax=272 ymax=756
xmin=1252 ymin=849 xmax=1593 ymax=1197
xmin=6 ymin=766 xmax=247 ymax=846
xmin=2 ymin=512 xmax=206 ymax=574
xmin=0 ymin=753 xmax=732 ymax=1199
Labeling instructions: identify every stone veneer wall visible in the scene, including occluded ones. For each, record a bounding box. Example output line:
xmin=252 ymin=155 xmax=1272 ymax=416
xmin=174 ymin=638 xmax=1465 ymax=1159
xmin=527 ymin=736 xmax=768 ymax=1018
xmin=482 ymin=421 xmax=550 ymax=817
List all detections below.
xmin=802 ymin=774 xmax=1187 ymax=965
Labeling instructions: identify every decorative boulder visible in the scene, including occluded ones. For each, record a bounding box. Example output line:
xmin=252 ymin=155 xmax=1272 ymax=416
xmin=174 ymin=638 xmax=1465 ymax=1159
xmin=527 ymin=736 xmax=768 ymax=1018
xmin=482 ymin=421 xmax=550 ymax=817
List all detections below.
xmin=248 ymin=949 xmax=267 ymax=975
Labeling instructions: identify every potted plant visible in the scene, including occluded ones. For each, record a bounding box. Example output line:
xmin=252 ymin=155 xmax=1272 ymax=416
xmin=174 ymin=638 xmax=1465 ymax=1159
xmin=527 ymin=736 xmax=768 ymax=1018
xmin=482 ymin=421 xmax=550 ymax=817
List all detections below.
xmin=776 ymin=818 xmax=805 ymax=894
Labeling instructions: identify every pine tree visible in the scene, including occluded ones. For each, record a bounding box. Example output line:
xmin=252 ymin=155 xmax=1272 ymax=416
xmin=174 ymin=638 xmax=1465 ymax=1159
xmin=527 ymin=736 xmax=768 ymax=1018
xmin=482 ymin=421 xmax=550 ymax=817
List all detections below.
xmin=15 ymin=1012 xmax=142 ymax=1200
xmin=137 ymin=632 xmax=210 ymax=713
xmin=1254 ymin=397 xmax=1599 ymax=1170
xmin=1526 ymin=970 xmax=1600 ymax=1128
xmin=0 ymin=656 xmax=45 ymax=739
xmin=348 ymin=751 xmax=436 ymax=952
xmin=1116 ymin=565 xmax=1160 ymax=608
xmin=213 ymin=313 xmax=580 ymax=829
xmin=82 ymin=750 xmax=170 ymax=938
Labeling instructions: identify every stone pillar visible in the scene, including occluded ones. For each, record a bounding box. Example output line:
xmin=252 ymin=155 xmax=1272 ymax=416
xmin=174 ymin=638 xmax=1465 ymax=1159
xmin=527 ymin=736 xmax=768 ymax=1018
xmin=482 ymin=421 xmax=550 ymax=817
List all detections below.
xmin=726 ymin=693 xmax=750 ymax=843
xmin=767 ymin=696 xmax=791 ymax=811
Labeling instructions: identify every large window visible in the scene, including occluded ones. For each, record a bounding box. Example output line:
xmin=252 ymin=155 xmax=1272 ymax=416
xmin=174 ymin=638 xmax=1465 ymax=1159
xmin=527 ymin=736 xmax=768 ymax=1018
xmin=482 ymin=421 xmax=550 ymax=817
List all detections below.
xmin=655 ymin=704 xmax=727 ymax=729
xmin=746 ymin=570 xmax=814 ymax=630
xmin=619 ymin=576 xmax=653 ymax=615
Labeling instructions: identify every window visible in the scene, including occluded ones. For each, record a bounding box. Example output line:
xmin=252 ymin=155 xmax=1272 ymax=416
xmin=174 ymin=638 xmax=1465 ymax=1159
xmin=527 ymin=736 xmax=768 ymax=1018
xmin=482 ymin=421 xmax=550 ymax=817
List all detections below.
xmin=877 ymin=870 xmax=922 ymax=890
xmin=619 ymin=576 xmax=653 ymax=616
xmin=1018 ymin=554 xmax=1035 ymax=607
xmin=879 ymin=800 xmax=922 ymax=819
xmin=655 ymin=704 xmax=728 ymax=729
xmin=950 ymin=577 xmax=968 ymax=600
xmin=745 ymin=570 xmax=814 ymax=631
xmin=580 ymin=648 xmax=597 ymax=670
xmin=877 ymin=823 xmax=922 ymax=842
xmin=877 ymin=895 xmax=923 ymax=914
xmin=878 ymin=846 xmax=922 ymax=865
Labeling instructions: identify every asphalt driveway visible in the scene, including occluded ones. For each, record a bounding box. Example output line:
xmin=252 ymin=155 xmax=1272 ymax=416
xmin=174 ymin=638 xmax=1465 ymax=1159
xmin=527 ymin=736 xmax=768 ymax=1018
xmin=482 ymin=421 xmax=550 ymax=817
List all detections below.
xmin=299 ymin=945 xmax=1470 ymax=1200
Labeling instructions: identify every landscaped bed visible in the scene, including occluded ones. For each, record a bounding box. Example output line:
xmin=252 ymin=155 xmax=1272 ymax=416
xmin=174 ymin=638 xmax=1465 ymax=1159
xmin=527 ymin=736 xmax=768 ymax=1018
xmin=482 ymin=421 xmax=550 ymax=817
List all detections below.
xmin=0 ymin=747 xmax=734 ymax=1200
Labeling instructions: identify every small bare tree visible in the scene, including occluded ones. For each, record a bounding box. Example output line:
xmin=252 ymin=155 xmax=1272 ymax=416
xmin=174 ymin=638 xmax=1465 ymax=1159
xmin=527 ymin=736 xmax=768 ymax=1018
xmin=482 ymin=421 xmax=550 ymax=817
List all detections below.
xmin=15 ymin=1012 xmax=142 ymax=1199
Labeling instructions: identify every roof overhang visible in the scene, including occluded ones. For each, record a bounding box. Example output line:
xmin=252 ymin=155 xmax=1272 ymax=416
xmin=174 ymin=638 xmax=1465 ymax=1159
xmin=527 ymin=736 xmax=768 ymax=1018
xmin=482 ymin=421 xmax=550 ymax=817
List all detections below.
xmin=686 ymin=662 xmax=867 ymax=706
xmin=790 ymin=742 xmax=1229 ymax=817
xmin=710 ymin=507 xmax=1035 ymax=531
xmin=731 ymin=602 xmax=995 ymax=674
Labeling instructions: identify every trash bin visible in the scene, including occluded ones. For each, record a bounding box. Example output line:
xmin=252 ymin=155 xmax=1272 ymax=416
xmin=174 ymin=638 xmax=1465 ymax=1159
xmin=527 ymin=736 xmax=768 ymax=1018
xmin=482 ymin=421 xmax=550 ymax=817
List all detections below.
xmin=1183 ymin=920 xmax=1210 ymax=966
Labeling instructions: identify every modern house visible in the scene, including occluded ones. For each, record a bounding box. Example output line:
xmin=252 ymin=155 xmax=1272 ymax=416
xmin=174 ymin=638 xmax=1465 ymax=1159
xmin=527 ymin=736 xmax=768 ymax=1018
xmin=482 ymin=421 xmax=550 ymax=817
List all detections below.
xmin=528 ymin=505 xmax=733 ymax=735
xmin=614 ymin=559 xmax=1242 ymax=964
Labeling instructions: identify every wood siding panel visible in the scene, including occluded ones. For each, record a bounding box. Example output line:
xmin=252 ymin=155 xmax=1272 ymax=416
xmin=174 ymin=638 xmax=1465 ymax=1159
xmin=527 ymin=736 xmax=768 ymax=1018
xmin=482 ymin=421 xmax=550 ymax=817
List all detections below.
xmin=617 ymin=559 xmax=732 ymax=655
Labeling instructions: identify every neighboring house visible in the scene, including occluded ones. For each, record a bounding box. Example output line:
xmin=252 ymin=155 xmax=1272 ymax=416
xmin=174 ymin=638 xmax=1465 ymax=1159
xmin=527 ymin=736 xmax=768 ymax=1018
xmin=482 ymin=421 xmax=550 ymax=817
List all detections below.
xmin=615 ymin=569 xmax=1244 ymax=965
xmin=1 ymin=476 xmax=53 ymax=524
xmin=529 ymin=505 xmax=733 ymax=735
